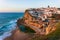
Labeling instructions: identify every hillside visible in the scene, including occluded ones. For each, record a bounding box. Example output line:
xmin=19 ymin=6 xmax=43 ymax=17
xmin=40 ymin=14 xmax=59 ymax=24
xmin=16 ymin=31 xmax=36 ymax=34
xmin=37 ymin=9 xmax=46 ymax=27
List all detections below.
xmin=30 ymin=22 xmax=60 ymax=40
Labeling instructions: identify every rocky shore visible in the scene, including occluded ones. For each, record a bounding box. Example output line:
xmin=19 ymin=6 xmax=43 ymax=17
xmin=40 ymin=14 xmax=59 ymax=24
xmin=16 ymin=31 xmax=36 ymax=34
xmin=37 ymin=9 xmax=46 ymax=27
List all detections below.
xmin=4 ymin=7 xmax=60 ymax=40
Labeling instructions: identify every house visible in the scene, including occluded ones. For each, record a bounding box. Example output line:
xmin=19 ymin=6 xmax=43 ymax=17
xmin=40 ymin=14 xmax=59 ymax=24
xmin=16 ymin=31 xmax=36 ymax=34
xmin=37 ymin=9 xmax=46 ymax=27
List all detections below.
xmin=17 ymin=7 xmax=59 ymax=35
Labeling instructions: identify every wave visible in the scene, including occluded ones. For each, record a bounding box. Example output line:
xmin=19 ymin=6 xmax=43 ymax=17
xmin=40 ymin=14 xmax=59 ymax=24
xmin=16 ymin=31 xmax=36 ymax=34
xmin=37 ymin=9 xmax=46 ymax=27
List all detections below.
xmin=0 ymin=20 xmax=17 ymax=40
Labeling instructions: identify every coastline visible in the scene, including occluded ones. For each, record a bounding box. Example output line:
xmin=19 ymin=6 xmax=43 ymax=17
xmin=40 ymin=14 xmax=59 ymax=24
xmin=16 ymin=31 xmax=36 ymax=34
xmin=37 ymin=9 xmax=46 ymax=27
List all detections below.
xmin=4 ymin=26 xmax=31 ymax=40
xmin=4 ymin=26 xmax=18 ymax=40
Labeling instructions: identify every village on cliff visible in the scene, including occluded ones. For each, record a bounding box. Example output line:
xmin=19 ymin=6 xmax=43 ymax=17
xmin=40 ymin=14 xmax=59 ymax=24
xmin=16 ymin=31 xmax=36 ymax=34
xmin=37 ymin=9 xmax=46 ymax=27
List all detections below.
xmin=17 ymin=6 xmax=60 ymax=35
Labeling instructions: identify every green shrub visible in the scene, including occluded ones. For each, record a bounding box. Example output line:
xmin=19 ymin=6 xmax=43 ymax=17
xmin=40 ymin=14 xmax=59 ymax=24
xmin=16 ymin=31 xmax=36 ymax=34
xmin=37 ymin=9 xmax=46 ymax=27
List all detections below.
xmin=31 ymin=22 xmax=60 ymax=40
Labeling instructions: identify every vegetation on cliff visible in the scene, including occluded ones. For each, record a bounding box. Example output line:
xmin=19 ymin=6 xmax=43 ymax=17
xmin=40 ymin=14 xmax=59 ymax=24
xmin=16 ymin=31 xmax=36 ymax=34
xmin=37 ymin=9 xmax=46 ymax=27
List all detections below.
xmin=31 ymin=22 xmax=60 ymax=40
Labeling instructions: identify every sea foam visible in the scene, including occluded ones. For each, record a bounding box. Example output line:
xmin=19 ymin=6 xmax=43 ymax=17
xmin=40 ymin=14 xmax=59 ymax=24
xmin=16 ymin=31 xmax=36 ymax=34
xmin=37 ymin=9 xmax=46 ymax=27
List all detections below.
xmin=0 ymin=20 xmax=17 ymax=40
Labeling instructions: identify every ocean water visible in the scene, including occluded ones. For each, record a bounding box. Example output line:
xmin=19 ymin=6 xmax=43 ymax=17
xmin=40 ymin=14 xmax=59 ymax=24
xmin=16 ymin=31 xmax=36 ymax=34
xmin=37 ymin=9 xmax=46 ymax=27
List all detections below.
xmin=0 ymin=12 xmax=24 ymax=40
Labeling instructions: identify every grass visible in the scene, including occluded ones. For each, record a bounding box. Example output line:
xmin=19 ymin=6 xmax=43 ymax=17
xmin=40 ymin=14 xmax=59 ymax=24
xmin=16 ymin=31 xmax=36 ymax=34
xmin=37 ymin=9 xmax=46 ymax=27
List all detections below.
xmin=31 ymin=22 xmax=60 ymax=40
xmin=46 ymin=22 xmax=60 ymax=40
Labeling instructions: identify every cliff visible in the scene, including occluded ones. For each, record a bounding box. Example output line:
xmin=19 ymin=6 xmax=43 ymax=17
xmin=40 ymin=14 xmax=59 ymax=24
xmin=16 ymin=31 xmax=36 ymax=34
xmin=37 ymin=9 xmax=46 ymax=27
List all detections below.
xmin=17 ymin=7 xmax=60 ymax=35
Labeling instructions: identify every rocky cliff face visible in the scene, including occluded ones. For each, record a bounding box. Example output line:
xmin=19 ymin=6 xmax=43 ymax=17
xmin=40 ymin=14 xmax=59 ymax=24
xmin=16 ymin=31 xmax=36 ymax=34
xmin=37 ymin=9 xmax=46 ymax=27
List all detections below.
xmin=17 ymin=8 xmax=59 ymax=35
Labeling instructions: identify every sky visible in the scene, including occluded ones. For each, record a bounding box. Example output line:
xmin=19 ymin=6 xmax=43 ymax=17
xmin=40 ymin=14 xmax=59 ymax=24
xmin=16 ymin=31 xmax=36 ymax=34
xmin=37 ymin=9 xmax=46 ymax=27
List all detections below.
xmin=0 ymin=0 xmax=60 ymax=12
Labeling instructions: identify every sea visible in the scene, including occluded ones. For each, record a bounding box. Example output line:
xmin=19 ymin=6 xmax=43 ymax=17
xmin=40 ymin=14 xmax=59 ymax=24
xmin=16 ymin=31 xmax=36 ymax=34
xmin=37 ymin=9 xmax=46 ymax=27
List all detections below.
xmin=0 ymin=12 xmax=24 ymax=40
